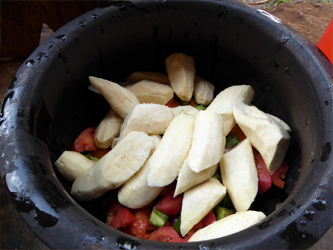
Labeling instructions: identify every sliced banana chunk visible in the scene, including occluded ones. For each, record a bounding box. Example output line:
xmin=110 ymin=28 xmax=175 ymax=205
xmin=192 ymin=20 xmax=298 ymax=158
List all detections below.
xmin=94 ymin=109 xmax=123 ymax=148
xmin=206 ymin=85 xmax=255 ymax=136
xmin=188 ymin=110 xmax=225 ymax=173
xmin=165 ymin=53 xmax=196 ymax=101
xmin=188 ymin=211 xmax=266 ymax=242
xmin=71 ymin=131 xmax=154 ymax=201
xmin=193 ymin=76 xmax=215 ymax=105
xmin=118 ymin=103 xmax=173 ymax=141
xmin=171 ymin=105 xmax=199 ymax=117
xmin=233 ymin=104 xmax=290 ymax=174
xmin=54 ymin=151 xmax=95 ymax=182
xmin=180 ymin=178 xmax=226 ymax=237
xmin=89 ymin=76 xmax=140 ymax=119
xmin=220 ymin=138 xmax=258 ymax=212
xmin=147 ymin=112 xmax=194 ymax=187
xmin=128 ymin=80 xmax=174 ymax=105
xmin=118 ymin=135 xmax=163 ymax=209
xmin=126 ymin=72 xmax=170 ymax=85
xmin=174 ymin=157 xmax=219 ymax=197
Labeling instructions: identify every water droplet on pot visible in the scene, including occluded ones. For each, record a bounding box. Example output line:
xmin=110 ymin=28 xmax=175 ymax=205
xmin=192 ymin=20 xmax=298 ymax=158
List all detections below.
xmin=312 ymin=198 xmax=327 ymax=211
xmin=283 ymin=67 xmax=290 ymax=76
xmin=55 ymin=34 xmax=66 ymax=41
xmin=79 ymin=19 xmax=86 ymax=27
xmin=320 ymin=142 xmax=331 ymax=162
xmin=289 ymin=210 xmax=295 ymax=216
xmin=303 ymin=209 xmax=315 ymax=221
xmin=25 ymin=60 xmax=34 ymax=67
xmin=304 ymin=117 xmax=310 ymax=129
xmin=302 ymin=234 xmax=307 ymax=238
xmin=199 ymin=245 xmax=210 ymax=250
xmin=300 ymin=219 xmax=307 ymax=226
xmin=92 ymin=13 xmax=98 ymax=19
xmin=36 ymin=52 xmax=47 ymax=60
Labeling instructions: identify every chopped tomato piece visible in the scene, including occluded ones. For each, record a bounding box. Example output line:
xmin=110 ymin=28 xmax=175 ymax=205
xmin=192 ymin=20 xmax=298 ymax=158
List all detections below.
xmin=229 ymin=124 xmax=247 ymax=142
xmin=190 ymin=98 xmax=197 ymax=107
xmin=130 ymin=209 xmax=150 ymax=238
xmin=272 ymin=161 xmax=290 ymax=188
xmin=160 ymin=182 xmax=177 ymax=197
xmin=253 ymin=148 xmax=272 ymax=195
xmin=166 ymin=97 xmax=180 ymax=108
xmin=147 ymin=226 xmax=186 ymax=242
xmin=155 ymin=191 xmax=183 ymax=215
xmin=106 ymin=201 xmax=136 ymax=229
xmin=202 ymin=210 xmax=217 ymax=226
xmin=90 ymin=147 xmax=110 ymax=158
xmin=72 ymin=127 xmax=98 ymax=152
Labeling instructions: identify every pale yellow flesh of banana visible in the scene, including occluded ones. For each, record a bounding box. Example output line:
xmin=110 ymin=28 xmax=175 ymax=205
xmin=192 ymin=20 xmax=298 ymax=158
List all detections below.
xmin=94 ymin=108 xmax=123 ymax=148
xmin=128 ymin=80 xmax=174 ymax=105
xmin=71 ymin=131 xmax=154 ymax=201
xmin=89 ymin=76 xmax=139 ymax=119
xmin=180 ymin=178 xmax=226 ymax=237
xmin=220 ymin=138 xmax=258 ymax=212
xmin=118 ymin=103 xmax=173 ymax=141
xmin=233 ymin=103 xmax=290 ymax=174
xmin=188 ymin=110 xmax=225 ymax=173
xmin=206 ymin=85 xmax=255 ymax=136
xmin=188 ymin=211 xmax=266 ymax=242
xmin=171 ymin=105 xmax=199 ymax=117
xmin=147 ymin=112 xmax=194 ymax=187
xmin=165 ymin=53 xmax=196 ymax=101
xmin=55 ymin=151 xmax=95 ymax=182
xmin=193 ymin=76 xmax=215 ymax=105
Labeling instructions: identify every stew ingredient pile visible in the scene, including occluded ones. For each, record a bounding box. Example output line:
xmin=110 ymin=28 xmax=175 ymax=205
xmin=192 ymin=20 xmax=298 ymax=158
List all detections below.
xmin=54 ymin=53 xmax=291 ymax=242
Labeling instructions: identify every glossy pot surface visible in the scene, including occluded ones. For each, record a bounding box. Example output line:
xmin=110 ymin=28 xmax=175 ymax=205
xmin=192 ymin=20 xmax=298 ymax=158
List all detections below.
xmin=0 ymin=0 xmax=332 ymax=249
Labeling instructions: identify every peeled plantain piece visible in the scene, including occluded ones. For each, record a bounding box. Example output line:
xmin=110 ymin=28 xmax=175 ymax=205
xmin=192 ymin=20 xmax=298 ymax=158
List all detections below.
xmin=126 ymin=72 xmax=170 ymax=85
xmin=188 ymin=211 xmax=266 ymax=242
xmin=94 ymin=108 xmax=123 ymax=148
xmin=71 ymin=131 xmax=154 ymax=201
xmin=118 ymin=103 xmax=173 ymax=141
xmin=128 ymin=80 xmax=174 ymax=105
xmin=89 ymin=76 xmax=139 ymax=119
xmin=188 ymin=110 xmax=225 ymax=173
xmin=233 ymin=103 xmax=290 ymax=175
xmin=220 ymin=138 xmax=258 ymax=212
xmin=193 ymin=76 xmax=215 ymax=105
xmin=147 ymin=112 xmax=194 ymax=187
xmin=206 ymin=85 xmax=255 ymax=136
xmin=180 ymin=178 xmax=226 ymax=237
xmin=165 ymin=53 xmax=196 ymax=101
xmin=118 ymin=135 xmax=163 ymax=209
xmin=54 ymin=151 xmax=95 ymax=182
xmin=171 ymin=105 xmax=199 ymax=117
xmin=174 ymin=157 xmax=218 ymax=197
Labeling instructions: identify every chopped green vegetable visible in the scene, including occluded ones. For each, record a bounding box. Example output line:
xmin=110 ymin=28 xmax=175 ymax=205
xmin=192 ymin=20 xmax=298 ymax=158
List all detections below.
xmin=173 ymin=216 xmax=181 ymax=236
xmin=149 ymin=207 xmax=169 ymax=227
xmin=85 ymin=153 xmax=100 ymax=162
xmin=219 ymin=193 xmax=234 ymax=209
xmin=194 ymin=104 xmax=206 ymax=111
xmin=180 ymin=100 xmax=190 ymax=106
xmin=225 ymin=133 xmax=240 ymax=148
xmin=212 ymin=169 xmax=222 ymax=183
xmin=214 ymin=205 xmax=235 ymax=220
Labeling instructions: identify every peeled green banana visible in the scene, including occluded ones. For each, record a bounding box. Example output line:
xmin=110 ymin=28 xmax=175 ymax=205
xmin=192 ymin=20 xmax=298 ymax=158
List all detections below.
xmin=206 ymin=85 xmax=255 ymax=136
xmin=193 ymin=76 xmax=215 ymax=105
xmin=89 ymin=76 xmax=139 ymax=119
xmin=188 ymin=210 xmax=266 ymax=242
xmin=180 ymin=178 xmax=226 ymax=237
xmin=147 ymin=112 xmax=194 ymax=187
xmin=233 ymin=104 xmax=290 ymax=175
xmin=188 ymin=110 xmax=225 ymax=173
xmin=165 ymin=53 xmax=196 ymax=101
xmin=220 ymin=138 xmax=258 ymax=212
xmin=94 ymin=108 xmax=123 ymax=148
xmin=71 ymin=131 xmax=154 ymax=201
xmin=54 ymin=151 xmax=95 ymax=182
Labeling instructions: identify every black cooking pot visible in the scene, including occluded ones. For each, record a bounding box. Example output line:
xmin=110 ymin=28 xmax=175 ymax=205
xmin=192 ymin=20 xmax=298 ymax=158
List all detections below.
xmin=1 ymin=0 xmax=332 ymax=249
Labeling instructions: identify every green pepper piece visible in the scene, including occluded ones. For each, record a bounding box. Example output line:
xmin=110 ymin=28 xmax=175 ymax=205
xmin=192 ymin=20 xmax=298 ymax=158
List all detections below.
xmin=173 ymin=216 xmax=181 ymax=236
xmin=219 ymin=193 xmax=234 ymax=209
xmin=212 ymin=169 xmax=222 ymax=183
xmin=194 ymin=104 xmax=206 ymax=111
xmin=180 ymin=100 xmax=190 ymax=106
xmin=225 ymin=133 xmax=240 ymax=148
xmin=214 ymin=205 xmax=235 ymax=220
xmin=149 ymin=207 xmax=169 ymax=227
xmin=85 ymin=153 xmax=100 ymax=162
